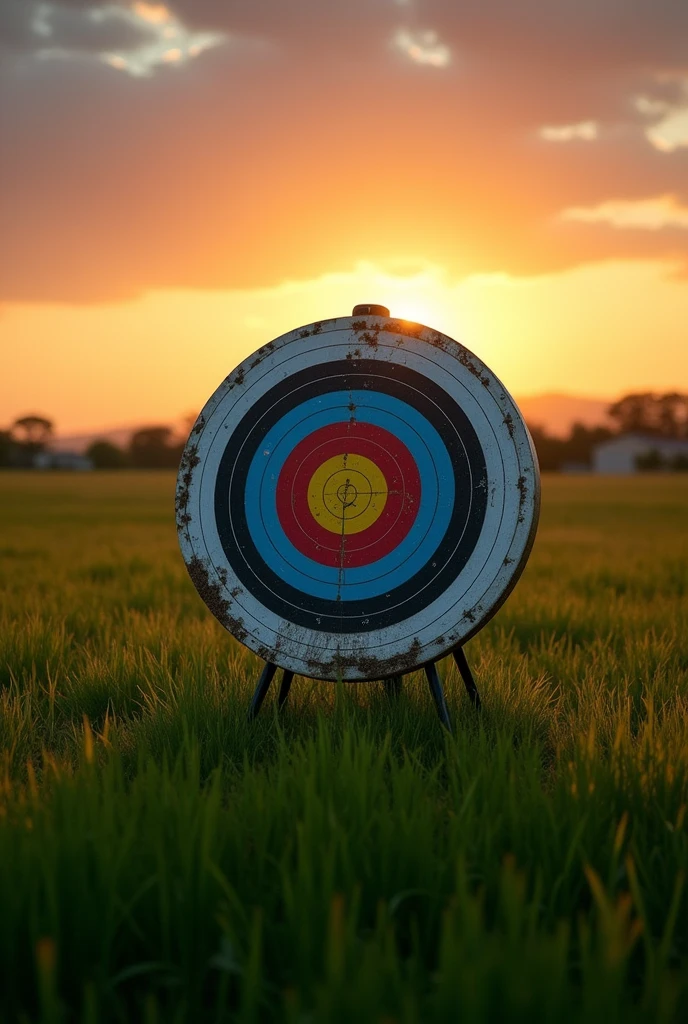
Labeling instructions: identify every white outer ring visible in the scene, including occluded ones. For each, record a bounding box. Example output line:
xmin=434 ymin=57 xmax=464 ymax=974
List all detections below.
xmin=177 ymin=317 xmax=539 ymax=680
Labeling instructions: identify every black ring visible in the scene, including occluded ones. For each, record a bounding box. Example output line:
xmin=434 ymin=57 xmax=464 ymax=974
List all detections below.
xmin=213 ymin=360 xmax=488 ymax=633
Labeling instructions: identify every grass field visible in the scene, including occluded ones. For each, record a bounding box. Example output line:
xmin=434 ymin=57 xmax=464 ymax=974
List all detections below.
xmin=1 ymin=472 xmax=687 ymax=1023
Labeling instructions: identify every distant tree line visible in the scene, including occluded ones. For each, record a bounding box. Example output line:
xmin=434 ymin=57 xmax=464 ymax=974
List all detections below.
xmin=528 ymin=392 xmax=688 ymax=471
xmin=527 ymin=423 xmax=613 ymax=472
xmin=0 ymin=417 xmax=186 ymax=470
xmin=4 ymin=393 xmax=688 ymax=472
xmin=0 ymin=415 xmax=54 ymax=468
xmin=86 ymin=427 xmax=185 ymax=469
xmin=608 ymin=392 xmax=688 ymax=438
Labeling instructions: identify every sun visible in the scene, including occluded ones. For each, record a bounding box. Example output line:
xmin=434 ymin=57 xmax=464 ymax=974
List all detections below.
xmin=390 ymin=298 xmax=438 ymax=327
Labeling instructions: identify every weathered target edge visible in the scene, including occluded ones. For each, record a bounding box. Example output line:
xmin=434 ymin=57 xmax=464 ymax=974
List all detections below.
xmin=176 ymin=316 xmax=540 ymax=680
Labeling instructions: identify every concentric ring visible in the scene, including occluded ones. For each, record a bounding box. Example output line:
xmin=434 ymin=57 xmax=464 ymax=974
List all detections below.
xmin=214 ymin=362 xmax=486 ymax=632
xmin=275 ymin=420 xmax=421 ymax=567
xmin=176 ymin=315 xmax=541 ymax=680
xmin=312 ymin=455 xmax=384 ymax=533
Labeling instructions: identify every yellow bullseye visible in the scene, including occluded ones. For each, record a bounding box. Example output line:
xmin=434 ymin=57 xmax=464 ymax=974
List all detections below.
xmin=308 ymin=454 xmax=387 ymax=535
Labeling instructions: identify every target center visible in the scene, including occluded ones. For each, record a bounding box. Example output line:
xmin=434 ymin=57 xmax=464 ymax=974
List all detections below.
xmin=337 ymin=480 xmax=357 ymax=506
xmin=308 ymin=454 xmax=389 ymax=535
xmin=323 ymin=469 xmax=372 ymax=521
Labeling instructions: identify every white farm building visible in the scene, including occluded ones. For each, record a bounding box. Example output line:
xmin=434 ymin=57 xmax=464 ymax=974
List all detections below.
xmin=592 ymin=434 xmax=688 ymax=474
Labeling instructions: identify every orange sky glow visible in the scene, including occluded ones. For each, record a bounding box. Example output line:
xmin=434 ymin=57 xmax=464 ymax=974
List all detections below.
xmin=2 ymin=1 xmax=688 ymax=434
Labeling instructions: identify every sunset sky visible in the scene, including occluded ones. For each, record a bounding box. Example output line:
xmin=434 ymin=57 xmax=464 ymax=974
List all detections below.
xmin=2 ymin=0 xmax=688 ymax=434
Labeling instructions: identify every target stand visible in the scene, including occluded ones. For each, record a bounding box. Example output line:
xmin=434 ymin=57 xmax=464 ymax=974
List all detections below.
xmin=176 ymin=305 xmax=540 ymax=731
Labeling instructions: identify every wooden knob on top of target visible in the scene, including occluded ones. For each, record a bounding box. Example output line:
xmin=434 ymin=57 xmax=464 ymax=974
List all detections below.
xmin=352 ymin=304 xmax=390 ymax=317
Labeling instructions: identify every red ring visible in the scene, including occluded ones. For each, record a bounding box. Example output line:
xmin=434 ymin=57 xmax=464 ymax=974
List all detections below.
xmin=276 ymin=422 xmax=420 ymax=567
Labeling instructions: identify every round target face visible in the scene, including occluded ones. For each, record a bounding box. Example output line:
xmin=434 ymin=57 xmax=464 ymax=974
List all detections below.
xmin=176 ymin=315 xmax=540 ymax=681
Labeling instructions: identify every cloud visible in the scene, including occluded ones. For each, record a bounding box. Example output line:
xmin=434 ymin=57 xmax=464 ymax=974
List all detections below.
xmin=0 ymin=1 xmax=155 ymax=55
xmin=635 ymin=82 xmax=688 ymax=152
xmin=561 ymin=196 xmax=688 ymax=231
xmin=131 ymin=3 xmax=168 ymax=25
xmin=0 ymin=2 xmax=225 ymax=75
xmin=2 ymin=0 xmax=688 ymax=302
xmin=97 ymin=4 xmax=225 ymax=77
xmin=540 ymin=121 xmax=598 ymax=142
xmin=391 ymin=28 xmax=451 ymax=68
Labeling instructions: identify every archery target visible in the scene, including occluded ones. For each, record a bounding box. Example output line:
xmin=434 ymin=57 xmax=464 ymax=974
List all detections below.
xmin=177 ymin=316 xmax=540 ymax=681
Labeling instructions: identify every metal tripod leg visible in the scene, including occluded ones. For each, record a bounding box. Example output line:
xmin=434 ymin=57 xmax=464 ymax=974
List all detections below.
xmin=453 ymin=646 xmax=482 ymax=710
xmin=425 ymin=662 xmax=452 ymax=732
xmin=248 ymin=662 xmax=278 ymax=720
xmin=383 ymin=674 xmax=403 ymax=698
xmin=278 ymin=670 xmax=294 ymax=708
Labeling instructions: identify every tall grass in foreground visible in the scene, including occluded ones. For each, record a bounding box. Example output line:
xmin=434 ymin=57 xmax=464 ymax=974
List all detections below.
xmin=0 ymin=472 xmax=687 ymax=1022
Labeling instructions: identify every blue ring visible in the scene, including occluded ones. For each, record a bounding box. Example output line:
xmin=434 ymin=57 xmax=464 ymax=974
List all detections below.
xmin=243 ymin=391 xmax=454 ymax=601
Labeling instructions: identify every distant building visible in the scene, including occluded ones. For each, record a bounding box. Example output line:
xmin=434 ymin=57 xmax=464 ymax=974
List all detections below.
xmin=33 ymin=450 xmax=93 ymax=471
xmin=592 ymin=434 xmax=688 ymax=474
